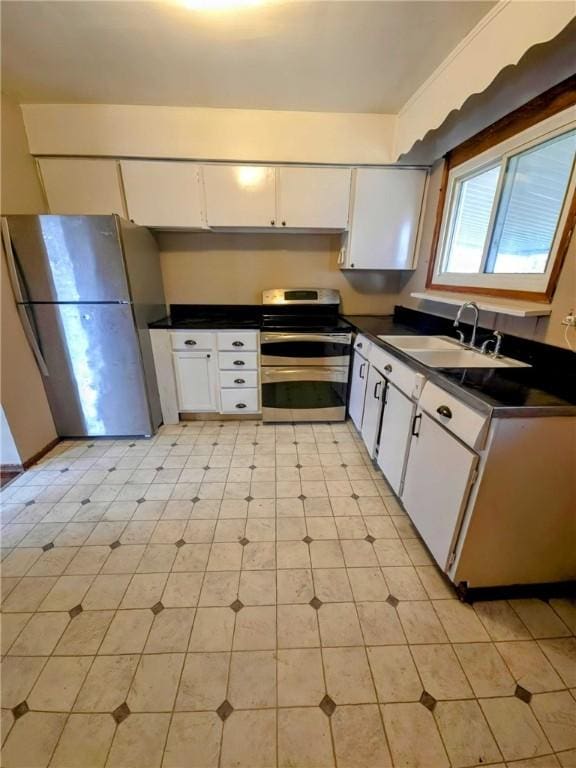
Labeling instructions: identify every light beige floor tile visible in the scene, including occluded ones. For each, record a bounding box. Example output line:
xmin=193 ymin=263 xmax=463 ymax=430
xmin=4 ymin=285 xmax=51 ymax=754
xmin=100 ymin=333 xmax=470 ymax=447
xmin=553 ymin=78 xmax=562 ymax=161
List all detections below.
xmin=3 ymin=576 xmax=58 ymax=613
xmin=162 ymin=572 xmax=203 ymax=607
xmin=106 ymin=712 xmax=171 ymax=768
xmin=228 ymin=650 xmax=276 ymax=709
xmin=539 ymin=638 xmax=576 ymax=688
xmin=415 ymin=565 xmax=455 ymax=599
xmin=473 ymin=600 xmax=531 ymax=640
xmin=120 ymin=573 xmax=168 ymax=609
xmin=172 ymin=543 xmax=210 ymax=572
xmin=347 ymin=567 xmax=389 ymax=602
xmin=1 ymin=711 xmax=67 ymax=768
xmin=144 ymin=607 xmax=195 ymax=652
xmin=332 ymin=704 xmax=392 ymax=768
xmin=213 ymin=518 xmax=245 ymax=543
xmin=367 ymin=645 xmax=422 ymax=703
xmin=207 ymin=542 xmax=243 ymax=571
xmin=397 ymin=601 xmax=448 ymax=644
xmin=454 ymin=641 xmax=516 ymax=697
xmin=175 ymin=651 xmax=229 ymax=711
xmin=28 ymin=656 xmax=92 ymax=711
xmin=381 ymin=702 xmax=449 ymax=768
xmin=1 ymin=613 xmax=32 ymax=655
xmin=245 ymin=518 xmax=276 ymax=541
xmin=318 ymin=602 xmax=364 ymax=646
xmin=557 ymin=748 xmax=576 ymax=767
xmin=276 ymin=568 xmax=314 ymax=604
xmin=1 ymin=656 xmax=47 ymax=709
xmin=306 ymin=517 xmax=338 ymax=539
xmin=188 ymin=607 xmax=235 ymax=652
xmin=496 ymin=641 xmax=565 ymax=693
xmin=49 ymin=713 xmax=115 ymax=768
xmin=54 ymin=610 xmax=114 ymax=655
xmin=411 ymin=644 xmax=473 ymax=700
xmin=100 ymin=544 xmax=145 ymax=575
xmin=127 ymin=652 xmax=184 ymax=711
xmin=1 ymin=709 xmax=15 ymax=748
xmin=163 ymin=712 xmax=222 ymax=768
xmin=278 ymin=707 xmax=334 ymax=768
xmin=335 ymin=516 xmax=368 ymax=539
xmin=364 ymin=515 xmax=398 ymax=539
xmin=313 ymin=568 xmax=353 ymax=602
xmin=221 ymin=709 xmax=277 ymax=768
xmin=82 ymin=574 xmax=131 ymax=610
xmin=480 ymin=696 xmax=552 ymax=761
xmin=136 ymin=543 xmax=176 ymax=573
xmin=74 ymin=654 xmax=139 ymax=712
xmin=242 ymin=541 xmax=276 ymax=570
xmin=277 ymin=603 xmax=319 ymax=648
xmin=510 ymin=599 xmax=572 ymax=639
xmin=381 ymin=566 xmax=427 ymax=600
xmin=531 ymin=691 xmax=576 ymax=751
xmin=505 ymin=756 xmax=560 ymax=767
xmin=233 ymin=606 xmax=276 ymax=650
xmin=402 ymin=538 xmax=435 ymax=566
xmin=309 ymin=540 xmax=345 ymax=568
xmin=277 ymin=540 xmax=311 ymax=569
xmin=549 ymin=598 xmax=576 ymax=634
xmin=356 ymin=601 xmax=406 ymax=645
xmin=433 ymin=599 xmax=491 ymax=642
xmin=150 ymin=519 xmax=186 ymax=544
xmin=26 ymin=547 xmax=78 ymax=577
xmin=341 ymin=540 xmax=379 ymax=567
xmin=99 ymin=609 xmax=153 ymax=654
xmin=277 ymin=648 xmax=325 ymax=707
xmin=199 ymin=571 xmax=240 ymax=607
xmin=238 ymin=570 xmax=276 ymax=606
xmin=373 ymin=539 xmax=412 ymax=566
xmin=434 ymin=699 xmax=502 ymax=768
xmin=9 ymin=612 xmax=70 ymax=656
xmin=323 ymin=646 xmax=376 ymax=704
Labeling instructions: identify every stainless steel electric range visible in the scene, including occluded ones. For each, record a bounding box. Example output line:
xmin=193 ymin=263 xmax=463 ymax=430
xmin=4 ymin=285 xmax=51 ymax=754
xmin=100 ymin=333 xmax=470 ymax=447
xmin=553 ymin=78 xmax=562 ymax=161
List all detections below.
xmin=260 ymin=288 xmax=352 ymax=422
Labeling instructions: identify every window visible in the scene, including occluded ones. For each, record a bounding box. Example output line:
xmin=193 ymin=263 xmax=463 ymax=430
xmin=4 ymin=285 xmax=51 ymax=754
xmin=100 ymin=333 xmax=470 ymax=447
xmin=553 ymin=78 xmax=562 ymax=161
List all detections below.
xmin=431 ymin=106 xmax=576 ymax=300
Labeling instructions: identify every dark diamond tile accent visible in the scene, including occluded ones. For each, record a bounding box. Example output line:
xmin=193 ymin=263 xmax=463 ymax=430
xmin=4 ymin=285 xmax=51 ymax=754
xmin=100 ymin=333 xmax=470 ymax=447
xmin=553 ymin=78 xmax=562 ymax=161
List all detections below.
xmin=110 ymin=540 xmax=121 ymax=550
xmin=365 ymin=535 xmax=376 ymax=544
xmin=515 ymin=684 xmax=532 ymax=704
xmin=319 ymin=694 xmax=336 ymax=717
xmin=182 ymin=424 xmax=188 ymax=428
xmin=296 ymin=463 xmax=303 ymax=469
xmin=12 ymin=701 xmax=29 ymax=720
xmin=192 ymin=496 xmax=201 ymax=503
xmin=351 ymin=493 xmax=359 ymax=500
xmin=151 ymin=601 xmax=164 ymax=615
xmin=341 ymin=463 xmax=348 ymax=468
xmin=252 ymin=442 xmax=259 ymax=446
xmin=129 ymin=443 xmax=136 ymax=447
xmin=230 ymin=599 xmax=244 ymax=613
xmin=69 ymin=604 xmax=83 ymax=619
xmin=298 ymin=494 xmax=307 ymax=501
xmin=216 ymin=700 xmax=234 ymax=722
xmin=239 ymin=537 xmax=249 ymax=546
xmin=108 ymin=467 xmax=116 ymax=473
xmin=112 ymin=702 xmax=131 ymax=724
xmin=136 ymin=498 xmax=146 ymax=504
xmin=175 ymin=539 xmax=186 ymax=548
xmin=60 ymin=468 xmax=69 ymax=473
xmin=156 ymin=466 xmax=164 ymax=472
xmin=249 ymin=465 xmax=256 ymax=471
xmin=302 ymin=536 xmax=313 ymax=544
xmin=212 ymin=442 xmax=218 ymax=446
xmin=171 ymin=442 xmax=178 ymax=447
xmin=42 ymin=542 xmax=55 ymax=552
xmin=245 ymin=496 xmax=254 ymax=502
xmin=80 ymin=498 xmax=91 ymax=505
xmin=386 ymin=595 xmax=399 ymax=608
xmin=293 ymin=441 xmax=298 ymax=445
xmin=203 ymin=465 xmax=211 ymax=471
xmin=420 ymin=691 xmax=436 ymax=711
xmin=88 ymin=443 xmax=95 ymax=448
xmin=25 ymin=500 xmax=36 ymax=507
xmin=309 ymin=596 xmax=323 ymax=610
xmin=333 ymin=440 xmax=339 ymax=444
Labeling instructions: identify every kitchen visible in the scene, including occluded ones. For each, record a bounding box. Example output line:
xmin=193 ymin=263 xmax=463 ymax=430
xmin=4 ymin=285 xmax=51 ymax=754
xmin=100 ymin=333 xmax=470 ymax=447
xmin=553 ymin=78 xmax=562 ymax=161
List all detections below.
xmin=1 ymin=2 xmax=576 ymax=767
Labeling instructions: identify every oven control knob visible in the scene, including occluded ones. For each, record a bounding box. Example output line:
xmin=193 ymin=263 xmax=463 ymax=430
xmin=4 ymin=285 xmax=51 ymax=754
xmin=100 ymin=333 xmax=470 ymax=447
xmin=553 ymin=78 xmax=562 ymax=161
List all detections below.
xmin=233 ymin=360 xmax=245 ymax=366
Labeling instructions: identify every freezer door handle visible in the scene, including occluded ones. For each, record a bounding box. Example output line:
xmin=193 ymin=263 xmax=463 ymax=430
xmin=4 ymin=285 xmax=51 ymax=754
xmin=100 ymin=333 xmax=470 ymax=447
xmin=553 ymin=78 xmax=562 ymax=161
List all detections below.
xmin=17 ymin=305 xmax=49 ymax=376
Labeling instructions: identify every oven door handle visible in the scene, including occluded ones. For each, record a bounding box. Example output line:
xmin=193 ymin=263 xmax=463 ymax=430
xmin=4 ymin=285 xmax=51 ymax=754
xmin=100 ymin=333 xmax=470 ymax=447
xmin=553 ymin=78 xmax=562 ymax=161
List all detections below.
xmin=261 ymin=366 xmax=348 ymax=384
xmin=260 ymin=332 xmax=351 ymax=345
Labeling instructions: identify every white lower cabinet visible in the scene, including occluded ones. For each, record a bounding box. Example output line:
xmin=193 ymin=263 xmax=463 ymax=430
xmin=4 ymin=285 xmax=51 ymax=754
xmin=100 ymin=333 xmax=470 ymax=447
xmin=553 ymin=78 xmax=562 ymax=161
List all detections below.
xmin=172 ymin=351 xmax=217 ymax=412
xmin=376 ymin=382 xmax=415 ymax=495
xmin=401 ymin=410 xmax=478 ymax=569
xmin=348 ymin=350 xmax=369 ymax=430
xmin=361 ymin=365 xmax=386 ymax=458
xmin=220 ymin=388 xmax=259 ymax=413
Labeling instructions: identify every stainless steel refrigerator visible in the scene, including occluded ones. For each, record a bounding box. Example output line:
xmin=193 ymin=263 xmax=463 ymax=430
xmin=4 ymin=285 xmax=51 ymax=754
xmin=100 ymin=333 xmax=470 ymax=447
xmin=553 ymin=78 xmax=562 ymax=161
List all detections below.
xmin=2 ymin=215 xmax=166 ymax=438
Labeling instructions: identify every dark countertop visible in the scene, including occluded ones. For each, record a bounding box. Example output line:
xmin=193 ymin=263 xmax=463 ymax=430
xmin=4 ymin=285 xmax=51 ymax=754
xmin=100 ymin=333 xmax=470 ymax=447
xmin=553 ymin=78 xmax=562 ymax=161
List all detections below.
xmin=343 ymin=312 xmax=576 ymax=418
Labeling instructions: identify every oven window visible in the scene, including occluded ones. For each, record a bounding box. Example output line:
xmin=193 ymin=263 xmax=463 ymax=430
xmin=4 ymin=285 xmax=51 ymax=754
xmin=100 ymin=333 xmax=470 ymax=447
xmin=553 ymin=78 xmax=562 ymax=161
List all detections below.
xmin=262 ymin=379 xmax=347 ymax=410
xmin=261 ymin=341 xmax=349 ymax=358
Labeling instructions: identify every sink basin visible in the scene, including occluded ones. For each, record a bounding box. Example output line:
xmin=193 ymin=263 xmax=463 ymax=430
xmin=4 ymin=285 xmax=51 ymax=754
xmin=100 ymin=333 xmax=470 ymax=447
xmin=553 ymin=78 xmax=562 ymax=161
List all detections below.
xmin=406 ymin=349 xmax=531 ymax=369
xmin=378 ymin=335 xmax=462 ymax=351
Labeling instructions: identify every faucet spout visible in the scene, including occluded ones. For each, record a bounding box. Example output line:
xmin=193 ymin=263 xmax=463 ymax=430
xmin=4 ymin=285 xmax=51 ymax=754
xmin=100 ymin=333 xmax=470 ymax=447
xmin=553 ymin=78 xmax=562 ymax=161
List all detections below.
xmin=453 ymin=301 xmax=480 ymax=349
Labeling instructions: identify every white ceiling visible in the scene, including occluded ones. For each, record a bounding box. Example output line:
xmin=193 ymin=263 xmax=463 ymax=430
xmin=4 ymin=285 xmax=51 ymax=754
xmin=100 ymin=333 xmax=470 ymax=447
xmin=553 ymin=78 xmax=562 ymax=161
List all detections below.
xmin=1 ymin=0 xmax=495 ymax=114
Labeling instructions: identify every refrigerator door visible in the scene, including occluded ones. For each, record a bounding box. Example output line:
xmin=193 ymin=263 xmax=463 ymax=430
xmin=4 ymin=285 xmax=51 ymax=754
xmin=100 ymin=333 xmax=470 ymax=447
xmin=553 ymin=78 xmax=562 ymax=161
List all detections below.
xmin=5 ymin=215 xmax=131 ymax=303
xmin=30 ymin=302 xmax=154 ymax=437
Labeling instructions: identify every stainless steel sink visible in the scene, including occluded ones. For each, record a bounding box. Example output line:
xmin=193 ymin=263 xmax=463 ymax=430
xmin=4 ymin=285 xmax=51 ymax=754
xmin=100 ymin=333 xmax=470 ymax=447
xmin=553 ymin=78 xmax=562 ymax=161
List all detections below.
xmin=377 ymin=335 xmax=530 ymax=369
xmin=378 ymin=335 xmax=461 ymax=351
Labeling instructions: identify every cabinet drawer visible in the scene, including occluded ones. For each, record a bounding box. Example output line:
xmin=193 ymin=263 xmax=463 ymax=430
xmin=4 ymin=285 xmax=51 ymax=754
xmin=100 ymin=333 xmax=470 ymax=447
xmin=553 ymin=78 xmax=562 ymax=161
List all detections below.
xmin=217 ymin=331 xmax=258 ymax=351
xmin=418 ymin=381 xmax=489 ymax=450
xmin=354 ymin=334 xmax=371 ymax=355
xmin=220 ymin=387 xmax=259 ymax=413
xmin=370 ymin=345 xmax=424 ymax=399
xmin=220 ymin=370 xmax=258 ymax=388
xmin=171 ymin=331 xmax=214 ymax=351
xmin=219 ymin=351 xmax=258 ymax=370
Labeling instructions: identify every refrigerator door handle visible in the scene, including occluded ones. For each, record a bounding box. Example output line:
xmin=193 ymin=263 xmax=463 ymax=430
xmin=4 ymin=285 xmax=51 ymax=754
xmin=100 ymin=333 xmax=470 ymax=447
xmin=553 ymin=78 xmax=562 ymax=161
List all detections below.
xmin=17 ymin=304 xmax=50 ymax=377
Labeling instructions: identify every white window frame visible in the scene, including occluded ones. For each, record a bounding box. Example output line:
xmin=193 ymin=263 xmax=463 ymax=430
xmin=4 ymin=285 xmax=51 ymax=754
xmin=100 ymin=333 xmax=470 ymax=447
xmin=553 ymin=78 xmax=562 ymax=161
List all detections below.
xmin=433 ymin=107 xmax=576 ymax=294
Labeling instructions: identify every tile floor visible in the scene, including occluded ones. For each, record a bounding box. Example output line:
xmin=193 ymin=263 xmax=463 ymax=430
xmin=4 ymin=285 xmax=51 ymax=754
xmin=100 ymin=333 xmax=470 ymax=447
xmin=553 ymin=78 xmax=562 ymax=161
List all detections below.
xmin=1 ymin=419 xmax=575 ymax=768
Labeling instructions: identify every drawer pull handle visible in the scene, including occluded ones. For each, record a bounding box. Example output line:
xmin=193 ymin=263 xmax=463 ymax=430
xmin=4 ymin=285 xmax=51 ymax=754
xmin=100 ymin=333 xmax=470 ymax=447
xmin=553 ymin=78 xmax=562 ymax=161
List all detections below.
xmin=384 ymin=364 xmax=392 ymax=373
xmin=359 ymin=362 xmax=366 ymax=380
xmin=437 ymin=405 xmax=452 ymax=419
xmin=234 ymin=378 xmax=246 ymax=384
xmin=232 ymin=341 xmax=244 ymax=347
xmin=411 ymin=413 xmax=422 ymax=437
xmin=184 ymin=339 xmax=197 ymax=346
xmin=233 ymin=360 xmax=245 ymax=366
xmin=373 ymin=380 xmax=383 ymax=399
xmin=236 ymin=403 xmax=247 ymax=409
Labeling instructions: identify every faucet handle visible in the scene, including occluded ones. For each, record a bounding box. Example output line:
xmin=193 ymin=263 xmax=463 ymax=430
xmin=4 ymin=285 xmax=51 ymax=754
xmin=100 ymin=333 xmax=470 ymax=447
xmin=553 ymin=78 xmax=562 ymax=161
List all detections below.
xmin=481 ymin=331 xmax=504 ymax=356
xmin=454 ymin=329 xmax=465 ymax=344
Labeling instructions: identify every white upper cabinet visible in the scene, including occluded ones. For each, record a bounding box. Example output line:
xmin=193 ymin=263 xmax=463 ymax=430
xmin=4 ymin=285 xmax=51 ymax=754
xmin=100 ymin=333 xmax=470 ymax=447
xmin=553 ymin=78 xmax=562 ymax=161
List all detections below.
xmin=276 ymin=167 xmax=351 ymax=229
xmin=38 ymin=158 xmax=126 ymax=216
xmin=203 ymin=165 xmax=276 ymax=227
xmin=120 ymin=161 xmax=206 ymax=229
xmin=342 ymin=168 xmax=427 ymax=270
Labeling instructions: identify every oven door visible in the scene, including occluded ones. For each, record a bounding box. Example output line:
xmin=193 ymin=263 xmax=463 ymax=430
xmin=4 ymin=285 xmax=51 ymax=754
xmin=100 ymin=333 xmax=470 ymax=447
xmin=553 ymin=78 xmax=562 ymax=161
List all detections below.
xmin=261 ymin=366 xmax=348 ymax=422
xmin=260 ymin=332 xmax=351 ymax=366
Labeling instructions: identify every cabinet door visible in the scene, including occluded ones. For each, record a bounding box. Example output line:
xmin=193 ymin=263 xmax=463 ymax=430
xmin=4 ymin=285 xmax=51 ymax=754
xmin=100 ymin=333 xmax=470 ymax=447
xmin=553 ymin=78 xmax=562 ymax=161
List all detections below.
xmin=344 ymin=168 xmax=427 ymax=269
xmin=361 ymin=366 xmax=385 ymax=458
xmin=376 ymin=382 xmax=415 ymax=495
xmin=203 ymin=165 xmax=276 ymax=227
xmin=348 ymin=352 xmax=369 ymax=430
xmin=38 ymin=158 xmax=126 ymax=216
xmin=172 ymin=352 xmax=216 ymax=412
xmin=121 ymin=161 xmax=205 ymax=228
xmin=277 ymin=167 xmax=351 ymax=229
xmin=401 ymin=411 xmax=478 ymax=569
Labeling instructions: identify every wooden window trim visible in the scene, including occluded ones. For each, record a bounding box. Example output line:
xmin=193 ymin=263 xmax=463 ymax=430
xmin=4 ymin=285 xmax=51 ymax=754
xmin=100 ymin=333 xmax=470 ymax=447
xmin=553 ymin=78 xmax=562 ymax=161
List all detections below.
xmin=426 ymin=75 xmax=576 ymax=303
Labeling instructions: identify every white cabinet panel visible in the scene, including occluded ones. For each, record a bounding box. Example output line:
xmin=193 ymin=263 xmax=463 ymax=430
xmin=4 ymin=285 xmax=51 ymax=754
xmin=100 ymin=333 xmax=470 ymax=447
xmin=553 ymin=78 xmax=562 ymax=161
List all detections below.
xmin=38 ymin=158 xmax=126 ymax=216
xmin=172 ymin=351 xmax=216 ymax=412
xmin=219 ymin=371 xmax=258 ymax=388
xmin=218 ymin=351 xmax=258 ymax=370
xmin=348 ymin=351 xmax=369 ymax=430
xmin=401 ymin=411 xmax=478 ymax=569
xmin=343 ymin=168 xmax=427 ymax=270
xmin=121 ymin=161 xmax=205 ymax=228
xmin=203 ymin=165 xmax=276 ymax=227
xmin=170 ymin=331 xmax=214 ymax=351
xmin=220 ymin=388 xmax=259 ymax=413
xmin=277 ymin=167 xmax=351 ymax=229
xmin=216 ymin=331 xmax=258 ymax=351
xmin=361 ymin=365 xmax=386 ymax=458
xmin=376 ymin=383 xmax=415 ymax=495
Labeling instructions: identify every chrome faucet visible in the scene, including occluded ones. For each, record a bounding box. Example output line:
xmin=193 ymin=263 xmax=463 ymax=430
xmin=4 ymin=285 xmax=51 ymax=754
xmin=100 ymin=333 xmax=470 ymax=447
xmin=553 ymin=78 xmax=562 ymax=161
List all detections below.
xmin=453 ymin=301 xmax=480 ymax=349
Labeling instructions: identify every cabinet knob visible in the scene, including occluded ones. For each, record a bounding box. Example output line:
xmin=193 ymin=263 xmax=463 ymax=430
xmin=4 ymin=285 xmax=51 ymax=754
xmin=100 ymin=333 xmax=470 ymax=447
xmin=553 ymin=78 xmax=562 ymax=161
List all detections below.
xmin=357 ymin=342 xmax=363 ymax=349
xmin=384 ymin=364 xmax=392 ymax=373
xmin=233 ymin=360 xmax=245 ymax=366
xmin=184 ymin=339 xmax=197 ymax=346
xmin=235 ymin=403 xmax=247 ymax=409
xmin=436 ymin=405 xmax=452 ymax=419
xmin=234 ymin=378 xmax=245 ymax=384
xmin=232 ymin=341 xmax=244 ymax=347
xmin=281 ymin=221 xmax=286 ymax=226
xmin=270 ymin=220 xmax=275 ymax=226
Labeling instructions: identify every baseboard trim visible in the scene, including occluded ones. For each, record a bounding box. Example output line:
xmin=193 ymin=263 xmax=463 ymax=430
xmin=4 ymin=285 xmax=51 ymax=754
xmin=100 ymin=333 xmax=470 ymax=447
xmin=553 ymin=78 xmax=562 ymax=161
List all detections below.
xmin=22 ymin=437 xmax=60 ymax=470
xmin=179 ymin=413 xmax=262 ymax=422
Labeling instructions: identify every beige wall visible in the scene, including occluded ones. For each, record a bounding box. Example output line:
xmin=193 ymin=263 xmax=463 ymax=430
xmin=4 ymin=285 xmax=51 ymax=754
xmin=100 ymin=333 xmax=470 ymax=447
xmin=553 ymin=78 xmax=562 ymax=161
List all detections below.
xmin=157 ymin=232 xmax=401 ymax=315
xmin=1 ymin=91 xmax=56 ymax=464
xmin=397 ymin=162 xmax=576 ymax=350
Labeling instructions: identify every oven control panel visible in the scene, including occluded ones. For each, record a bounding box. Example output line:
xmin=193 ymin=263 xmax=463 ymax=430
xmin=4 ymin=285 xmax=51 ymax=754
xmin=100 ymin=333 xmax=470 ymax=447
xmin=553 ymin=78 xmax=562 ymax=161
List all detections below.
xmin=262 ymin=288 xmax=340 ymax=305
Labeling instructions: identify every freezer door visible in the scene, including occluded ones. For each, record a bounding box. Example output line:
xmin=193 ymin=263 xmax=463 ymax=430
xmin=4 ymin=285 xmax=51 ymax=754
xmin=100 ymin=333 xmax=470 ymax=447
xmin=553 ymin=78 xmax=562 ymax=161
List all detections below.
xmin=5 ymin=215 xmax=131 ymax=302
xmin=31 ymin=303 xmax=154 ymax=437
